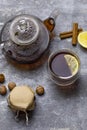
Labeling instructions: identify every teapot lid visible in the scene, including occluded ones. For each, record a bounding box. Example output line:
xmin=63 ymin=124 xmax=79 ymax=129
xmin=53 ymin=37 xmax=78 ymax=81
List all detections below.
xmin=9 ymin=15 xmax=40 ymax=45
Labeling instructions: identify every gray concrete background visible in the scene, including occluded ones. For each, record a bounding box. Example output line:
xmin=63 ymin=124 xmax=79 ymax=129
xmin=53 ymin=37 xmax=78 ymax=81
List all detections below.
xmin=0 ymin=0 xmax=87 ymax=130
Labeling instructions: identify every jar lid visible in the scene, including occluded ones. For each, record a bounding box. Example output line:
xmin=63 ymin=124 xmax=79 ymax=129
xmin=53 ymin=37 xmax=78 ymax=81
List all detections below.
xmin=9 ymin=15 xmax=40 ymax=45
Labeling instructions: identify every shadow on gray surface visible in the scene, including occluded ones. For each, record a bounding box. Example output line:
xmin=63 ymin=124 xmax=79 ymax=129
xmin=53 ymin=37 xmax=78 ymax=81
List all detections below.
xmin=50 ymin=78 xmax=80 ymax=98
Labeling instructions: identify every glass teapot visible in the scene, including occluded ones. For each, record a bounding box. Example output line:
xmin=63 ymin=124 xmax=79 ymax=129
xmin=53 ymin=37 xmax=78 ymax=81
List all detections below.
xmin=0 ymin=10 xmax=58 ymax=64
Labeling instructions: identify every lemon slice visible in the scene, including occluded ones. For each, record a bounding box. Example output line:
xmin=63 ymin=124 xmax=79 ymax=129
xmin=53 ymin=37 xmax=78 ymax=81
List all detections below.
xmin=78 ymin=31 xmax=87 ymax=48
xmin=64 ymin=54 xmax=79 ymax=75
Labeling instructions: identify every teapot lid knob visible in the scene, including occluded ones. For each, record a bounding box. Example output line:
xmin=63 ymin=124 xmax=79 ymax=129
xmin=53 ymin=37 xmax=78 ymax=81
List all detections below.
xmin=9 ymin=15 xmax=40 ymax=45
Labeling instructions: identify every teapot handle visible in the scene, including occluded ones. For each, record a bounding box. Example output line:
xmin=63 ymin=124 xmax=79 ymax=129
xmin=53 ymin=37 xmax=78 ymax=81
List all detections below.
xmin=43 ymin=9 xmax=59 ymax=32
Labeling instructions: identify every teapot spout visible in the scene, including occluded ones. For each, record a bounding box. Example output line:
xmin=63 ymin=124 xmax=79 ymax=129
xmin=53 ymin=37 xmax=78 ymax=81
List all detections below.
xmin=43 ymin=17 xmax=55 ymax=32
xmin=43 ymin=8 xmax=59 ymax=32
xmin=49 ymin=8 xmax=59 ymax=21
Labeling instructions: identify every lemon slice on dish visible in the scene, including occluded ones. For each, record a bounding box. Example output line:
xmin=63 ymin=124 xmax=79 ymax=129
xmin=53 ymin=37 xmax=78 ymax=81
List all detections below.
xmin=64 ymin=54 xmax=79 ymax=75
xmin=78 ymin=31 xmax=87 ymax=48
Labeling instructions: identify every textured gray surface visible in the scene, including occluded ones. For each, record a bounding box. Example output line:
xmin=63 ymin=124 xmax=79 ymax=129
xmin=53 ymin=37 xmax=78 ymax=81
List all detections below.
xmin=0 ymin=0 xmax=87 ymax=130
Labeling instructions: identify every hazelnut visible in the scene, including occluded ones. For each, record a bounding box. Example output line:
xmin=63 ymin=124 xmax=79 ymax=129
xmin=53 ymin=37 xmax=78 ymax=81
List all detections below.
xmin=8 ymin=82 xmax=16 ymax=91
xmin=36 ymin=85 xmax=45 ymax=95
xmin=0 ymin=85 xmax=7 ymax=95
xmin=0 ymin=74 xmax=5 ymax=83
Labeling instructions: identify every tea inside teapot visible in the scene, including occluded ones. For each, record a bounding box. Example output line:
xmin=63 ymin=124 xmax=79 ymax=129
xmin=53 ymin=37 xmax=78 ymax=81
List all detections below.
xmin=1 ymin=14 xmax=51 ymax=64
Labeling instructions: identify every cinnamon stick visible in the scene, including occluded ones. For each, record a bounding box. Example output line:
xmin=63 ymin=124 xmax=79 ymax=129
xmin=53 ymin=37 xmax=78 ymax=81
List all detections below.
xmin=59 ymin=28 xmax=83 ymax=39
xmin=72 ymin=23 xmax=78 ymax=46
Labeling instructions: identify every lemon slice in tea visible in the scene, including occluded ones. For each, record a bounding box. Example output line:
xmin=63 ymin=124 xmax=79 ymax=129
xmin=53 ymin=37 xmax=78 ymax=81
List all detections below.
xmin=64 ymin=54 xmax=79 ymax=76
